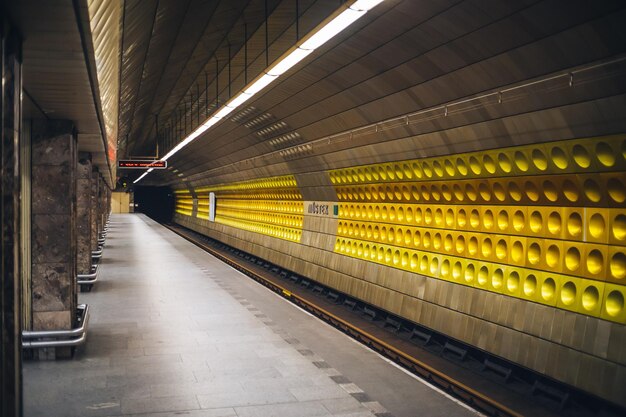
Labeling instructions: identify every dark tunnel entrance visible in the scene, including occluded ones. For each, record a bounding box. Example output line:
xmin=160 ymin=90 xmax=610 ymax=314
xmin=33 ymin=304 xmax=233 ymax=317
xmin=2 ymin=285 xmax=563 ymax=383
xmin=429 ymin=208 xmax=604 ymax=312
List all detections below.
xmin=133 ymin=186 xmax=174 ymax=223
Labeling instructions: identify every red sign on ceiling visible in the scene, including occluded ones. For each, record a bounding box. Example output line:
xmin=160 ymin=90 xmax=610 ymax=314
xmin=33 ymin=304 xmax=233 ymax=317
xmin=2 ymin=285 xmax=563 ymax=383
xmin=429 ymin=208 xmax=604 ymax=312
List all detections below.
xmin=118 ymin=160 xmax=167 ymax=169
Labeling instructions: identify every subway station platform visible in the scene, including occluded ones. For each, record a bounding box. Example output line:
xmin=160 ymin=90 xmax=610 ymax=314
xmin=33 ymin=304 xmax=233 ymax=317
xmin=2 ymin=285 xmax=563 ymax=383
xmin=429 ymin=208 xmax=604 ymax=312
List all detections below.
xmin=23 ymin=214 xmax=477 ymax=417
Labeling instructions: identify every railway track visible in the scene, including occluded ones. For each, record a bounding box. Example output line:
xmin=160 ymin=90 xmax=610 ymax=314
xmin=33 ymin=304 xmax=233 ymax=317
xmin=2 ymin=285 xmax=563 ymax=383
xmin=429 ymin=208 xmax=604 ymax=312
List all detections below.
xmin=165 ymin=223 xmax=527 ymax=417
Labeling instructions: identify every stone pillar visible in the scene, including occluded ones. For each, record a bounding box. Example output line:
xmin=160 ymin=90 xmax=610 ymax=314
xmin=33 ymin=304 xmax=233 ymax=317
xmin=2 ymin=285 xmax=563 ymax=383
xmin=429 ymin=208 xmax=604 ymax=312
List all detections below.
xmin=31 ymin=120 xmax=77 ymax=359
xmin=1 ymin=21 xmax=23 ymax=417
xmin=98 ymin=175 xmax=106 ymax=233
xmin=90 ymin=168 xmax=99 ymax=252
xmin=76 ymin=153 xmax=92 ymax=275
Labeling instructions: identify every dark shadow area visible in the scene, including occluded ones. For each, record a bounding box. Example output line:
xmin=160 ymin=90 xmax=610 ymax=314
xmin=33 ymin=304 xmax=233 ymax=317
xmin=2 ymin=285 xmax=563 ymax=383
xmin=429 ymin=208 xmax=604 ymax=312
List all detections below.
xmin=133 ymin=186 xmax=174 ymax=223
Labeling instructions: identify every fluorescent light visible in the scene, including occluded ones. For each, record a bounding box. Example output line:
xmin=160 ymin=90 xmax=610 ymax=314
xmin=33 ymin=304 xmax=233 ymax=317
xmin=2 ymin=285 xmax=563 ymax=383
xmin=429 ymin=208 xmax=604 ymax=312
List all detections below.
xmin=350 ymin=0 xmax=384 ymax=11
xmin=266 ymin=47 xmax=313 ymax=75
xmin=213 ymin=106 xmax=234 ymax=119
xmin=226 ymin=92 xmax=252 ymax=109
xmin=135 ymin=0 xmax=386 ymax=184
xmin=244 ymin=73 xmax=277 ymax=96
xmin=300 ymin=8 xmax=365 ymax=50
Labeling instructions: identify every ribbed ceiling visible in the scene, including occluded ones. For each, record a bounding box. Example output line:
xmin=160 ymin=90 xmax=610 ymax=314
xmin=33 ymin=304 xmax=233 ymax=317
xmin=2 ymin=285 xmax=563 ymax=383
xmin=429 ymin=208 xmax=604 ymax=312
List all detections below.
xmin=117 ymin=0 xmax=340 ymax=159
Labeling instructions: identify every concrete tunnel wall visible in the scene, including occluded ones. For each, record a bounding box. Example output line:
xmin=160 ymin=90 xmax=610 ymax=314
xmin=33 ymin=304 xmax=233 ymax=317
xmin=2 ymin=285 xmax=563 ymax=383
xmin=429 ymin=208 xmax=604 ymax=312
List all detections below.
xmin=142 ymin=1 xmax=626 ymax=408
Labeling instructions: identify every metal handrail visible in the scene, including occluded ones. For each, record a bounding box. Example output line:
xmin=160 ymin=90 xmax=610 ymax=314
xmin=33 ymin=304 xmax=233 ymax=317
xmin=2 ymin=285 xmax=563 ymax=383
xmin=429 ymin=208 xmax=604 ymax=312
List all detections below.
xmin=77 ymin=265 xmax=98 ymax=285
xmin=22 ymin=304 xmax=90 ymax=347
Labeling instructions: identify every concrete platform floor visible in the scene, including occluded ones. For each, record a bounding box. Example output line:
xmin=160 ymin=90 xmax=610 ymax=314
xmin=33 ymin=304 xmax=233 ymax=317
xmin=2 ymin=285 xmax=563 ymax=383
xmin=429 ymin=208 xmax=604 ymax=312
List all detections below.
xmin=24 ymin=214 xmax=480 ymax=417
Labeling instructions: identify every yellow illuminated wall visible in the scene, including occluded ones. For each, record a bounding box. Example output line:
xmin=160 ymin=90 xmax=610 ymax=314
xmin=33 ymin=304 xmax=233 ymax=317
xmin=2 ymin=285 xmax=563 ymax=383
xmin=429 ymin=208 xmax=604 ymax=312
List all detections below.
xmin=330 ymin=135 xmax=626 ymax=324
xmin=196 ymin=175 xmax=304 ymax=243
xmin=174 ymin=189 xmax=193 ymax=216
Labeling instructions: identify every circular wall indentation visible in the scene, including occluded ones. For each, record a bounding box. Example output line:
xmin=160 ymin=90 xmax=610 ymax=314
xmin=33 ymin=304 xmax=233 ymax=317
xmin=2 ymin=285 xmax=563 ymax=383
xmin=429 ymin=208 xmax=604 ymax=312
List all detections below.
xmin=482 ymin=238 xmax=493 ymax=258
xmin=572 ymin=144 xmax=591 ymax=168
xmin=399 ymin=251 xmax=407 ymax=267
xmin=543 ymin=180 xmax=558 ymax=202
xmin=433 ymin=161 xmax=444 ymax=177
xmin=444 ymin=234 xmax=453 ymax=252
xmin=492 ymin=268 xmax=504 ymax=289
xmin=605 ymin=290 xmax=624 ymax=317
xmin=596 ymin=142 xmax=615 ymax=167
xmin=514 ymin=151 xmax=529 ymax=172
xmin=402 ymin=164 xmax=412 ymax=179
xmin=405 ymin=207 xmax=414 ymax=223
xmin=546 ymin=244 xmax=560 ymax=268
xmin=478 ymin=182 xmax=491 ymax=201
xmin=498 ymin=153 xmax=512 ymax=173
xmin=420 ymin=255 xmax=428 ymax=273
xmin=385 ymin=248 xmax=393 ymax=264
xmin=470 ymin=209 xmax=480 ymax=229
xmin=445 ymin=209 xmax=455 ymax=228
xmin=610 ymin=252 xmax=626 ymax=280
xmin=420 ymin=186 xmax=430 ymax=201
xmin=483 ymin=155 xmax=496 ymax=174
xmin=582 ymin=285 xmax=599 ymax=312
xmin=456 ymin=235 xmax=466 ymax=254
xmin=441 ymin=259 xmax=450 ymax=277
xmin=430 ymin=257 xmax=439 ymax=275
xmin=528 ymin=242 xmax=541 ymax=265
xmin=496 ymin=239 xmax=507 ymax=260
xmin=562 ymin=179 xmax=579 ymax=203
xmin=444 ymin=159 xmax=455 ymax=176
xmin=589 ymin=213 xmax=606 ymax=239
xmin=508 ymin=181 xmax=523 ymax=202
xmin=497 ymin=210 xmax=509 ymax=231
xmin=434 ymin=208 xmax=444 ymax=226
xmin=530 ymin=211 xmax=543 ymax=233
xmin=423 ymin=232 xmax=431 ymax=249
xmin=507 ymin=271 xmax=520 ymax=293
xmin=441 ymin=185 xmax=452 ymax=202
xmin=433 ymin=233 xmax=443 ymax=250
xmin=453 ymin=261 xmax=462 ymax=280
xmin=541 ymin=278 xmax=556 ymax=302
xmin=524 ymin=274 xmax=537 ymax=297
xmin=511 ymin=240 xmax=524 ymax=263
xmin=410 ymin=253 xmax=419 ymax=270
xmin=465 ymin=184 xmax=477 ymax=202
xmin=493 ymin=183 xmax=506 ymax=202
xmin=525 ymin=181 xmax=540 ymax=202
xmin=513 ymin=210 xmax=525 ymax=232
xmin=560 ymin=281 xmax=577 ymax=306
xmin=551 ymin=147 xmax=568 ymax=170
xmin=457 ymin=209 xmax=467 ymax=228
xmin=468 ymin=236 xmax=478 ymax=256
xmin=404 ymin=229 xmax=413 ymax=246
xmin=587 ymin=249 xmax=603 ymax=275
xmin=613 ymin=214 xmax=626 ymax=242
xmin=457 ymin=158 xmax=468 ymax=176
xmin=412 ymin=163 xmax=422 ymax=179
xmin=453 ymin=184 xmax=464 ymax=201
xmin=565 ymin=246 xmax=581 ymax=271
xmin=469 ymin=156 xmax=481 ymax=175
xmin=424 ymin=208 xmax=433 ymax=225
xmin=584 ymin=179 xmax=602 ymax=203
xmin=532 ymin=149 xmax=548 ymax=171
xmin=548 ymin=211 xmax=562 ymax=235
xmin=608 ymin=178 xmax=626 ymax=203
xmin=483 ymin=209 xmax=494 ymax=230
xmin=462 ymin=263 xmax=474 ymax=284
xmin=478 ymin=266 xmax=489 ymax=286
xmin=423 ymin=162 xmax=433 ymax=178
xmin=567 ymin=212 xmax=583 ymax=238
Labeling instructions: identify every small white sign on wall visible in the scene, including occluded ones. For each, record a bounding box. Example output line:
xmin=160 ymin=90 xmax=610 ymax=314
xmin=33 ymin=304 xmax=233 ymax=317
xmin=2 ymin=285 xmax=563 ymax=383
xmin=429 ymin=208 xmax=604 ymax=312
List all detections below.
xmin=209 ymin=192 xmax=216 ymax=222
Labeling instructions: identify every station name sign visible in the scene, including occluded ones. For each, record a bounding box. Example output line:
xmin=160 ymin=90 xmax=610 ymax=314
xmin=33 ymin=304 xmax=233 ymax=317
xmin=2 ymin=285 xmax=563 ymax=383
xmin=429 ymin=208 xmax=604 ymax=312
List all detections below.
xmin=306 ymin=201 xmax=338 ymax=218
xmin=118 ymin=160 xmax=167 ymax=169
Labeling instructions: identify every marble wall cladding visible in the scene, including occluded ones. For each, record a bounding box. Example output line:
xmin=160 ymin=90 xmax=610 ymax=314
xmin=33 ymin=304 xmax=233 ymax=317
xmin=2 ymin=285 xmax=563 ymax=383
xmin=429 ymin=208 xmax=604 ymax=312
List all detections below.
xmin=31 ymin=120 xmax=77 ymax=332
xmin=76 ymin=154 xmax=92 ymax=274
xmin=91 ymin=169 xmax=99 ymax=249
xmin=1 ymin=28 xmax=22 ymax=415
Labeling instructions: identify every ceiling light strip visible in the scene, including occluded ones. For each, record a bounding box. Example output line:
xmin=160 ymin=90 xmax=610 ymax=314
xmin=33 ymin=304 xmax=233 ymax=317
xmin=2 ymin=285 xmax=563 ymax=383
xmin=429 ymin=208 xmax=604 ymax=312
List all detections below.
xmin=135 ymin=0 xmax=384 ymax=184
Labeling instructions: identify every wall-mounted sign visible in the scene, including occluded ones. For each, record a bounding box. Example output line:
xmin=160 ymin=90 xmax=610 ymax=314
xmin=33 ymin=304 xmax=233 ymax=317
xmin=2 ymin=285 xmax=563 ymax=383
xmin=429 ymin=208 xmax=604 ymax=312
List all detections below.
xmin=118 ymin=160 xmax=167 ymax=169
xmin=305 ymin=201 xmax=339 ymax=218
